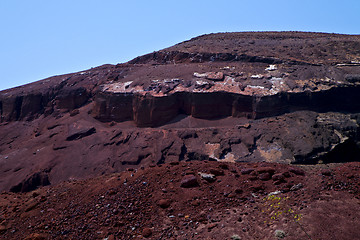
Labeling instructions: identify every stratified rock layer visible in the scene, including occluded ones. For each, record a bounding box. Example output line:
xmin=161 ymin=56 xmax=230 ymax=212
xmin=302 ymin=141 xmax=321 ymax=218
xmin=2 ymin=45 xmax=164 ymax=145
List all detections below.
xmin=92 ymin=85 xmax=360 ymax=127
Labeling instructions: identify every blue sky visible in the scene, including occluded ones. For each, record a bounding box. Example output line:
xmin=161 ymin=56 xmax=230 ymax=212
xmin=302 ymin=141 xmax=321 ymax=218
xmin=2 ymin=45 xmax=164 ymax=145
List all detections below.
xmin=1 ymin=0 xmax=359 ymax=91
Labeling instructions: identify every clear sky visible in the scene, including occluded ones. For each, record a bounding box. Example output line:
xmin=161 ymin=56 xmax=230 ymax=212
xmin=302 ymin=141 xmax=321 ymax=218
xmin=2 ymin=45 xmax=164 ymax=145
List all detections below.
xmin=1 ymin=0 xmax=359 ymax=91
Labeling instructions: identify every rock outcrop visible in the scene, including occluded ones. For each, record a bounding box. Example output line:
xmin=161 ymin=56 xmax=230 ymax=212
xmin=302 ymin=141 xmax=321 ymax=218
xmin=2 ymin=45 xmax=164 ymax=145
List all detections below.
xmin=92 ymin=84 xmax=360 ymax=127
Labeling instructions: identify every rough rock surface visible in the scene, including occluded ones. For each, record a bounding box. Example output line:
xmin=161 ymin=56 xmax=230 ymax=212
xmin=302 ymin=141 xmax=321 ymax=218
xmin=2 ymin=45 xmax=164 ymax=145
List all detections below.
xmin=0 ymin=161 xmax=359 ymax=239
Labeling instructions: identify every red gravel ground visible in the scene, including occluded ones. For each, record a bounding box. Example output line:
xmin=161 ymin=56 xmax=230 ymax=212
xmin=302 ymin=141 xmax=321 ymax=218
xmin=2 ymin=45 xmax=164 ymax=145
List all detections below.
xmin=1 ymin=161 xmax=359 ymax=240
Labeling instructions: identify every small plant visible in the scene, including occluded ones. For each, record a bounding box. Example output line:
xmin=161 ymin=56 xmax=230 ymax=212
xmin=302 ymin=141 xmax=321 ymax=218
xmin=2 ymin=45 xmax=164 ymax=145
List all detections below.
xmin=261 ymin=194 xmax=312 ymax=239
xmin=262 ymin=195 xmax=302 ymax=223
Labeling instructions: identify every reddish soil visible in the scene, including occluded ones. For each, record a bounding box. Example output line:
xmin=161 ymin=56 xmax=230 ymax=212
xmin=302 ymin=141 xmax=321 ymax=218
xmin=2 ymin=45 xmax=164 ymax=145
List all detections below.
xmin=1 ymin=161 xmax=359 ymax=239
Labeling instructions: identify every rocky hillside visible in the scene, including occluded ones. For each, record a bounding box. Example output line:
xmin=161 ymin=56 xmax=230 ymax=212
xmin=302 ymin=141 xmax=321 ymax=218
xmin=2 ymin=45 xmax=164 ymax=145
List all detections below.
xmin=1 ymin=31 xmax=360 ymax=240
xmin=0 ymin=31 xmax=360 ymax=194
xmin=1 ymin=161 xmax=360 ymax=239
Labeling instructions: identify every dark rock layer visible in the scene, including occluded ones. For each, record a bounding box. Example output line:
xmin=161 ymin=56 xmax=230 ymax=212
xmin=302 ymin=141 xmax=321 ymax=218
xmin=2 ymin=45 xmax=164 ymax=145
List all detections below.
xmin=92 ymin=85 xmax=360 ymax=127
xmin=0 ymin=87 xmax=90 ymax=122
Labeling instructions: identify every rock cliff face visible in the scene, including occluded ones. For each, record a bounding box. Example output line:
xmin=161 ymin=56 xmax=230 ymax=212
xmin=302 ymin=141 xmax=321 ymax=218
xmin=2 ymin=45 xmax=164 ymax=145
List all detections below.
xmin=92 ymin=85 xmax=360 ymax=127
xmin=0 ymin=64 xmax=114 ymax=122
xmin=0 ymin=88 xmax=90 ymax=122
xmin=2 ymin=32 xmax=360 ymax=125
xmin=1 ymin=32 xmax=360 ymax=192
xmin=92 ymin=92 xmax=254 ymax=127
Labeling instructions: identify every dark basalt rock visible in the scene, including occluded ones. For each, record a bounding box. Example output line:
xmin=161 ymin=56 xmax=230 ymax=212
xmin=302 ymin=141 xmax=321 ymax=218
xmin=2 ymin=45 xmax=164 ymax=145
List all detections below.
xmin=54 ymin=87 xmax=90 ymax=111
xmin=91 ymin=84 xmax=360 ymax=127
xmin=92 ymin=92 xmax=133 ymax=122
xmin=66 ymin=123 xmax=96 ymax=141
xmin=10 ymin=172 xmax=50 ymax=193
xmin=180 ymin=175 xmax=199 ymax=188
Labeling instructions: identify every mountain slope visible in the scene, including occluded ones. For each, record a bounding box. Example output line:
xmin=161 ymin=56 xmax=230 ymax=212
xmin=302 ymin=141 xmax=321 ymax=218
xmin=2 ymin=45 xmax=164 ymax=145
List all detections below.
xmin=0 ymin=32 xmax=360 ymax=193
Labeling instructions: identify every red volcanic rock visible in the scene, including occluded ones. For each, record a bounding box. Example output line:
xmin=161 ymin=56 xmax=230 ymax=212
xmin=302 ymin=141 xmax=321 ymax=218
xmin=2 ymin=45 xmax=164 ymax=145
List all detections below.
xmin=24 ymin=233 xmax=47 ymax=240
xmin=207 ymin=223 xmax=218 ymax=231
xmin=69 ymin=109 xmax=80 ymax=117
xmin=282 ymin=171 xmax=292 ymax=178
xmin=219 ymin=164 xmax=229 ymax=170
xmin=180 ymin=175 xmax=199 ymax=188
xmin=142 ymin=228 xmax=152 ymax=238
xmin=289 ymin=168 xmax=306 ymax=176
xmin=0 ymin=225 xmax=7 ymax=234
xmin=241 ymin=168 xmax=255 ymax=175
xmin=258 ymin=172 xmax=272 ymax=181
xmin=272 ymin=173 xmax=285 ymax=182
xmin=321 ymin=169 xmax=332 ymax=176
xmin=194 ymin=211 xmax=208 ymax=223
xmin=158 ymin=199 xmax=171 ymax=208
xmin=66 ymin=122 xmax=96 ymax=141
xmin=209 ymin=168 xmax=225 ymax=176
xmin=234 ymin=188 xmax=243 ymax=194
xmin=251 ymin=184 xmax=265 ymax=192
xmin=257 ymin=167 xmax=276 ymax=175
xmin=132 ymin=94 xmax=179 ymax=127
xmin=272 ymin=173 xmax=286 ymax=185
xmin=106 ymin=235 xmax=115 ymax=240
xmin=92 ymin=92 xmax=133 ymax=122
xmin=249 ymin=171 xmax=258 ymax=181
